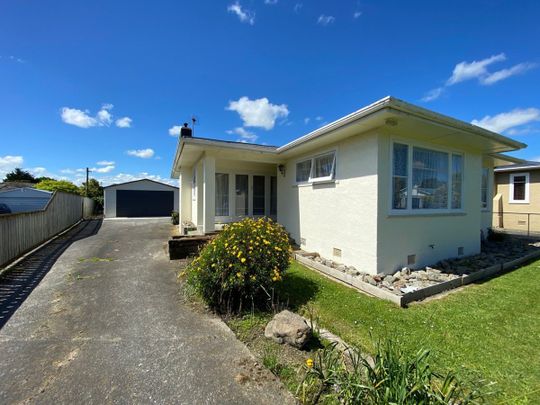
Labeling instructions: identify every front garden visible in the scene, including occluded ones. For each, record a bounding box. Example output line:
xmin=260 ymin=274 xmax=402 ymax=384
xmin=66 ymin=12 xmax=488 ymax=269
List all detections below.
xmin=180 ymin=218 xmax=540 ymax=404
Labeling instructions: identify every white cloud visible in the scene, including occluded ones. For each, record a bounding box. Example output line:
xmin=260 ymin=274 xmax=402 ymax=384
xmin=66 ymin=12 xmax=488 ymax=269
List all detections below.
xmin=421 ymin=87 xmax=445 ymax=102
xmin=0 ymin=155 xmax=24 ymax=170
xmin=304 ymin=117 xmax=310 ymax=124
xmin=294 ymin=3 xmax=303 ymax=13
xmin=353 ymin=11 xmax=362 ymax=18
xmin=317 ymin=15 xmax=335 ymax=26
xmin=115 ymin=117 xmax=132 ymax=128
xmin=447 ymin=53 xmax=506 ymax=85
xmin=93 ymin=172 xmax=178 ymax=187
xmin=97 ymin=109 xmax=112 ymax=126
xmin=227 ymin=96 xmax=289 ymax=130
xmin=481 ymin=62 xmax=537 ymax=85
xmin=92 ymin=165 xmax=115 ymax=173
xmin=264 ymin=0 xmax=278 ymax=4
xmin=126 ymin=148 xmax=155 ymax=159
xmin=0 ymin=55 xmax=25 ymax=63
xmin=315 ymin=116 xmax=323 ymax=121
xmin=168 ymin=125 xmax=182 ymax=136
xmin=97 ymin=160 xmax=115 ymax=166
xmin=471 ymin=108 xmax=540 ymax=133
xmin=227 ymin=2 xmax=255 ymax=25
xmin=226 ymin=127 xmax=258 ymax=143
xmin=506 ymin=126 xmax=540 ymax=136
xmin=60 ymin=169 xmax=75 ymax=174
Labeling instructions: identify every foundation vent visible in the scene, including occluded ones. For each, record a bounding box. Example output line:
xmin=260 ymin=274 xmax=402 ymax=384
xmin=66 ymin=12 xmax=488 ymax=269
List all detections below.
xmin=333 ymin=248 xmax=342 ymax=258
xmin=458 ymin=247 xmax=464 ymax=256
xmin=518 ymin=220 xmax=527 ymax=226
xmin=407 ymin=254 xmax=416 ymax=266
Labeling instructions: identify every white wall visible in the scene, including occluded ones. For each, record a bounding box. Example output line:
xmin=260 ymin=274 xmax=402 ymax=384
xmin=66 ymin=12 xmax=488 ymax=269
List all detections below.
xmin=278 ymin=132 xmax=379 ymax=273
xmin=104 ymin=179 xmax=179 ymax=218
xmin=376 ymin=133 xmax=482 ymax=274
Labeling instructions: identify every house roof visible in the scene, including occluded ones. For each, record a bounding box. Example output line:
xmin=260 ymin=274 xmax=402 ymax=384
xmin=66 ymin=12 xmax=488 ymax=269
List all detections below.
xmin=494 ymin=161 xmax=540 ymax=173
xmin=0 ymin=187 xmax=52 ymax=195
xmin=0 ymin=181 xmax=37 ymax=191
xmin=171 ymin=96 xmax=527 ymax=177
xmin=103 ymin=178 xmax=178 ymax=189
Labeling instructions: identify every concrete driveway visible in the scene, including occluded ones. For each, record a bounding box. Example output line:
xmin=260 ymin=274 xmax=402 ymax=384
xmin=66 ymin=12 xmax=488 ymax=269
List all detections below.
xmin=0 ymin=218 xmax=293 ymax=404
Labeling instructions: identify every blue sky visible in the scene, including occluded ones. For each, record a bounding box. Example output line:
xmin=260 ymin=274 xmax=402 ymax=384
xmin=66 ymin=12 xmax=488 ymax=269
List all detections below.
xmin=1 ymin=0 xmax=539 ymax=185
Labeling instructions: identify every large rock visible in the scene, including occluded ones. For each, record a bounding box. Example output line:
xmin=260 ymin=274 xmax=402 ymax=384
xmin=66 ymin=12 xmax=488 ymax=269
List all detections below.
xmin=264 ymin=310 xmax=312 ymax=349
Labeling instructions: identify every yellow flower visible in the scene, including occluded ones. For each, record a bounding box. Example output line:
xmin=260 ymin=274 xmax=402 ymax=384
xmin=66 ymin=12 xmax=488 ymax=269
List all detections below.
xmin=236 ymin=272 xmax=242 ymax=278
xmin=228 ymin=263 xmax=233 ymax=268
xmin=306 ymin=358 xmax=313 ymax=368
xmin=241 ymin=257 xmax=246 ymax=263
xmin=211 ymin=263 xmax=216 ymax=267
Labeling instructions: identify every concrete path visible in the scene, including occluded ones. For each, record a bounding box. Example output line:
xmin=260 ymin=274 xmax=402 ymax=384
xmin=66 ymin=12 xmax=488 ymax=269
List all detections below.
xmin=0 ymin=218 xmax=293 ymax=404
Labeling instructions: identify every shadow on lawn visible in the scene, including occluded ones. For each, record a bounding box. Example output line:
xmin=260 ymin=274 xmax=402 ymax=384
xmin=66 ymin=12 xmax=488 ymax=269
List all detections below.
xmin=276 ymin=271 xmax=320 ymax=312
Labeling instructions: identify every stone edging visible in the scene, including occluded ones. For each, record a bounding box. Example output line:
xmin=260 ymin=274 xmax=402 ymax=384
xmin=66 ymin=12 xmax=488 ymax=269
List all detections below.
xmin=295 ymin=250 xmax=540 ymax=307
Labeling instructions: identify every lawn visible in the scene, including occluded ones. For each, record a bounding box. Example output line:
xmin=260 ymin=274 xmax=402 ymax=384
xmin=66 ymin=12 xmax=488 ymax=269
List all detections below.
xmin=272 ymin=260 xmax=540 ymax=403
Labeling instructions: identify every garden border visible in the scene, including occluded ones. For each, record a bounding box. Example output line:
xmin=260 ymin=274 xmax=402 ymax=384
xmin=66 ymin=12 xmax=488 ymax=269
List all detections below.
xmin=294 ymin=250 xmax=540 ymax=307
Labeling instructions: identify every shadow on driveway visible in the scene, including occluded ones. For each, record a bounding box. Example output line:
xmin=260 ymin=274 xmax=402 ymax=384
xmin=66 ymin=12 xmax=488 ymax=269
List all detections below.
xmin=0 ymin=219 xmax=102 ymax=329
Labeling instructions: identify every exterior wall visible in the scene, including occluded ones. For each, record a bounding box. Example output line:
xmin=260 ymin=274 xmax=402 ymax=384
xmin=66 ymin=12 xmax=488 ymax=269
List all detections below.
xmin=0 ymin=188 xmax=52 ymax=213
xmin=376 ymin=133 xmax=482 ymax=274
xmin=494 ymin=169 xmax=540 ymax=232
xmin=278 ymin=131 xmax=379 ymax=274
xmin=104 ymin=180 xmax=179 ymax=218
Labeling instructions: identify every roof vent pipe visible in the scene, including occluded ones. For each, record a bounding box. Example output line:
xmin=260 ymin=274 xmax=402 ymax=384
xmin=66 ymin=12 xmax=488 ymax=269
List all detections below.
xmin=180 ymin=122 xmax=193 ymax=138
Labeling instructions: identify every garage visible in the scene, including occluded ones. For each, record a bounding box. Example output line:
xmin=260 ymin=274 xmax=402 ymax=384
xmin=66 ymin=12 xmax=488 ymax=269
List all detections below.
xmin=103 ymin=179 xmax=179 ymax=218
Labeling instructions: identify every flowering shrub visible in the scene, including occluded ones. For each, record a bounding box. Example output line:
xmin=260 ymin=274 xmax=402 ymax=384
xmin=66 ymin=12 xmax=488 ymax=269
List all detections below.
xmin=185 ymin=217 xmax=291 ymax=313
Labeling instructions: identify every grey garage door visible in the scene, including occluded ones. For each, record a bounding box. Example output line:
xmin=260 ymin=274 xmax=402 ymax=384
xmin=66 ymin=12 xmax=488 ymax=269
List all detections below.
xmin=116 ymin=190 xmax=174 ymax=217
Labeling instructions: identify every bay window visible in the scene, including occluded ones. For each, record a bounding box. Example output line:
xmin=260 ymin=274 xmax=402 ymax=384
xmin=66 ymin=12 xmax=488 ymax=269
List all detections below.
xmin=391 ymin=142 xmax=463 ymax=213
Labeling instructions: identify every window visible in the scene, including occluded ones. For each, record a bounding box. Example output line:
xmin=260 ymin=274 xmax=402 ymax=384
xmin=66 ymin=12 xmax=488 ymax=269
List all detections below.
xmin=296 ymin=160 xmax=311 ymax=183
xmin=392 ymin=142 xmax=463 ymax=213
xmin=481 ymin=167 xmax=489 ymax=209
xmin=215 ymin=173 xmax=229 ymax=216
xmin=295 ymin=151 xmax=336 ymax=183
xmin=392 ymin=143 xmax=408 ymax=209
xmin=192 ymin=168 xmax=197 ymax=201
xmin=235 ymin=174 xmax=248 ymax=216
xmin=253 ymin=175 xmax=265 ymax=215
xmin=270 ymin=176 xmax=277 ymax=215
xmin=510 ymin=172 xmax=529 ymax=203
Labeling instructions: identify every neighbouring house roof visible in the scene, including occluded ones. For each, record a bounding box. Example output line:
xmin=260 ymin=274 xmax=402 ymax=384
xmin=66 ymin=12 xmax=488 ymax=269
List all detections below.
xmin=171 ymin=96 xmax=527 ymax=177
xmin=494 ymin=161 xmax=540 ymax=173
xmin=0 ymin=187 xmax=52 ymax=196
xmin=0 ymin=182 xmax=37 ymax=191
xmin=103 ymin=178 xmax=178 ymax=189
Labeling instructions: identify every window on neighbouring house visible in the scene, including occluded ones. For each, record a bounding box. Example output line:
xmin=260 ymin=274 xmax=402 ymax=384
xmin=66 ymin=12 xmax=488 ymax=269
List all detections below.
xmin=235 ymin=174 xmax=248 ymax=216
xmin=510 ymin=172 xmax=529 ymax=203
xmin=392 ymin=142 xmax=463 ymax=212
xmin=215 ymin=173 xmax=229 ymax=216
xmin=270 ymin=176 xmax=277 ymax=215
xmin=296 ymin=160 xmax=311 ymax=183
xmin=253 ymin=175 xmax=265 ymax=215
xmin=481 ymin=167 xmax=489 ymax=209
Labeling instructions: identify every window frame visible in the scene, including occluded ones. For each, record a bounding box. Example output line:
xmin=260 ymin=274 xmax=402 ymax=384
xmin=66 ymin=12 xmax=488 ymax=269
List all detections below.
xmin=509 ymin=172 xmax=530 ymax=204
xmin=481 ymin=167 xmax=490 ymax=210
xmin=389 ymin=140 xmax=464 ymax=215
xmin=295 ymin=150 xmax=337 ymax=184
xmin=215 ymin=173 xmax=230 ymax=217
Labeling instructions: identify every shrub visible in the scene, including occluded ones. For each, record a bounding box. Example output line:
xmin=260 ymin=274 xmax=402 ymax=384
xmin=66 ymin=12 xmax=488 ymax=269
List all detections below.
xmin=171 ymin=211 xmax=179 ymax=225
xmin=185 ymin=217 xmax=291 ymax=313
xmin=299 ymin=339 xmax=487 ymax=404
xmin=36 ymin=179 xmax=80 ymax=195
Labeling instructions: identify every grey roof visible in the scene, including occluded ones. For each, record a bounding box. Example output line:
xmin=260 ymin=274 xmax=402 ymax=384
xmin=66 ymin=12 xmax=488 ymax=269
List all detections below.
xmin=0 ymin=182 xmax=36 ymax=191
xmin=103 ymin=178 xmax=178 ymax=189
xmin=495 ymin=161 xmax=540 ymax=172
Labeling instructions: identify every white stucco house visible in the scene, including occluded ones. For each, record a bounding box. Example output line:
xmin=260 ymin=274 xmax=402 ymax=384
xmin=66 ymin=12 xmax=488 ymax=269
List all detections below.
xmin=171 ymin=96 xmax=525 ymax=275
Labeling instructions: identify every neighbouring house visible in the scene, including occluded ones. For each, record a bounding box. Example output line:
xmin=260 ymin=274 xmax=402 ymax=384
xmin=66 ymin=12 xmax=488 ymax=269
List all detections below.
xmin=0 ymin=187 xmax=53 ymax=213
xmin=492 ymin=161 xmax=540 ymax=235
xmin=103 ymin=179 xmax=179 ymax=218
xmin=170 ymin=96 xmax=526 ymax=275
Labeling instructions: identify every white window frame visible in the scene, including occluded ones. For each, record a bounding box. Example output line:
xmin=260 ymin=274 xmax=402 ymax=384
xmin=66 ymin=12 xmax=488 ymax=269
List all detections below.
xmin=390 ymin=140 xmax=464 ymax=215
xmin=192 ymin=167 xmax=197 ymax=201
xmin=509 ymin=172 xmax=529 ymax=204
xmin=295 ymin=150 xmax=337 ymax=184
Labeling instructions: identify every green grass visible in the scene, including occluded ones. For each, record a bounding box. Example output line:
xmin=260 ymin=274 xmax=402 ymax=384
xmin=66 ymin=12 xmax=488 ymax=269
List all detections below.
xmin=275 ymin=260 xmax=540 ymax=403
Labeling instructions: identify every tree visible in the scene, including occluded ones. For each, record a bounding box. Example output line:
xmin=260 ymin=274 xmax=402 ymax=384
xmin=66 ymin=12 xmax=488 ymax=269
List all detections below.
xmin=3 ymin=168 xmax=37 ymax=183
xmin=35 ymin=179 xmax=81 ymax=195
xmin=80 ymin=178 xmax=104 ymax=206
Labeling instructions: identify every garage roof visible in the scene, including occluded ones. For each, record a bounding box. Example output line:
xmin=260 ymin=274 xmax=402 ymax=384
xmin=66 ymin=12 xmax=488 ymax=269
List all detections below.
xmin=103 ymin=178 xmax=178 ymax=189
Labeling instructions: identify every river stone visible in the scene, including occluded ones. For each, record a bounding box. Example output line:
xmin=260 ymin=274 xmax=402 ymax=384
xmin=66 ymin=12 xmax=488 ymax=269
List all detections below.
xmin=264 ymin=310 xmax=312 ymax=349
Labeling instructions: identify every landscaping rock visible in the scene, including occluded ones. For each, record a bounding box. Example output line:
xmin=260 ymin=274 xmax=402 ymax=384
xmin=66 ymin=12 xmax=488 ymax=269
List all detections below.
xmin=336 ymin=264 xmax=347 ymax=272
xmin=401 ymin=267 xmax=411 ymax=277
xmin=264 ymin=310 xmax=312 ymax=349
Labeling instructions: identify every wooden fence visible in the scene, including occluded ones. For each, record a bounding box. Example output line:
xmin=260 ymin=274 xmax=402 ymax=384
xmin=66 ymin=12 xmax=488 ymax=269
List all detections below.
xmin=0 ymin=192 xmax=95 ymax=267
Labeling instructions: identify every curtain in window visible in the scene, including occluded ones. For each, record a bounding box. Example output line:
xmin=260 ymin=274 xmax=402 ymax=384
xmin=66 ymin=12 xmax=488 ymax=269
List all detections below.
xmin=392 ymin=143 xmax=408 ymax=209
xmin=253 ymin=176 xmax=265 ymax=215
xmin=296 ymin=160 xmax=312 ymax=182
xmin=235 ymin=175 xmax=248 ymax=216
xmin=215 ymin=173 xmax=229 ymax=216
xmin=452 ymin=154 xmax=463 ymax=209
xmin=412 ymin=147 xmax=448 ymax=209
xmin=313 ymin=153 xmax=335 ymax=178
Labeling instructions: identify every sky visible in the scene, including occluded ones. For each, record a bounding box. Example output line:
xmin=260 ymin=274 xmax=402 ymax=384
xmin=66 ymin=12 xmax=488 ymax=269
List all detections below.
xmin=1 ymin=0 xmax=539 ymax=186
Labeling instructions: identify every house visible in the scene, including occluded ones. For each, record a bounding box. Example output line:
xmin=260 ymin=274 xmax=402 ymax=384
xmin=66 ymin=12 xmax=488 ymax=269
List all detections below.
xmin=103 ymin=179 xmax=179 ymax=218
xmin=492 ymin=161 xmax=540 ymax=234
xmin=170 ymin=96 xmax=525 ymax=275
xmin=0 ymin=187 xmax=53 ymax=213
